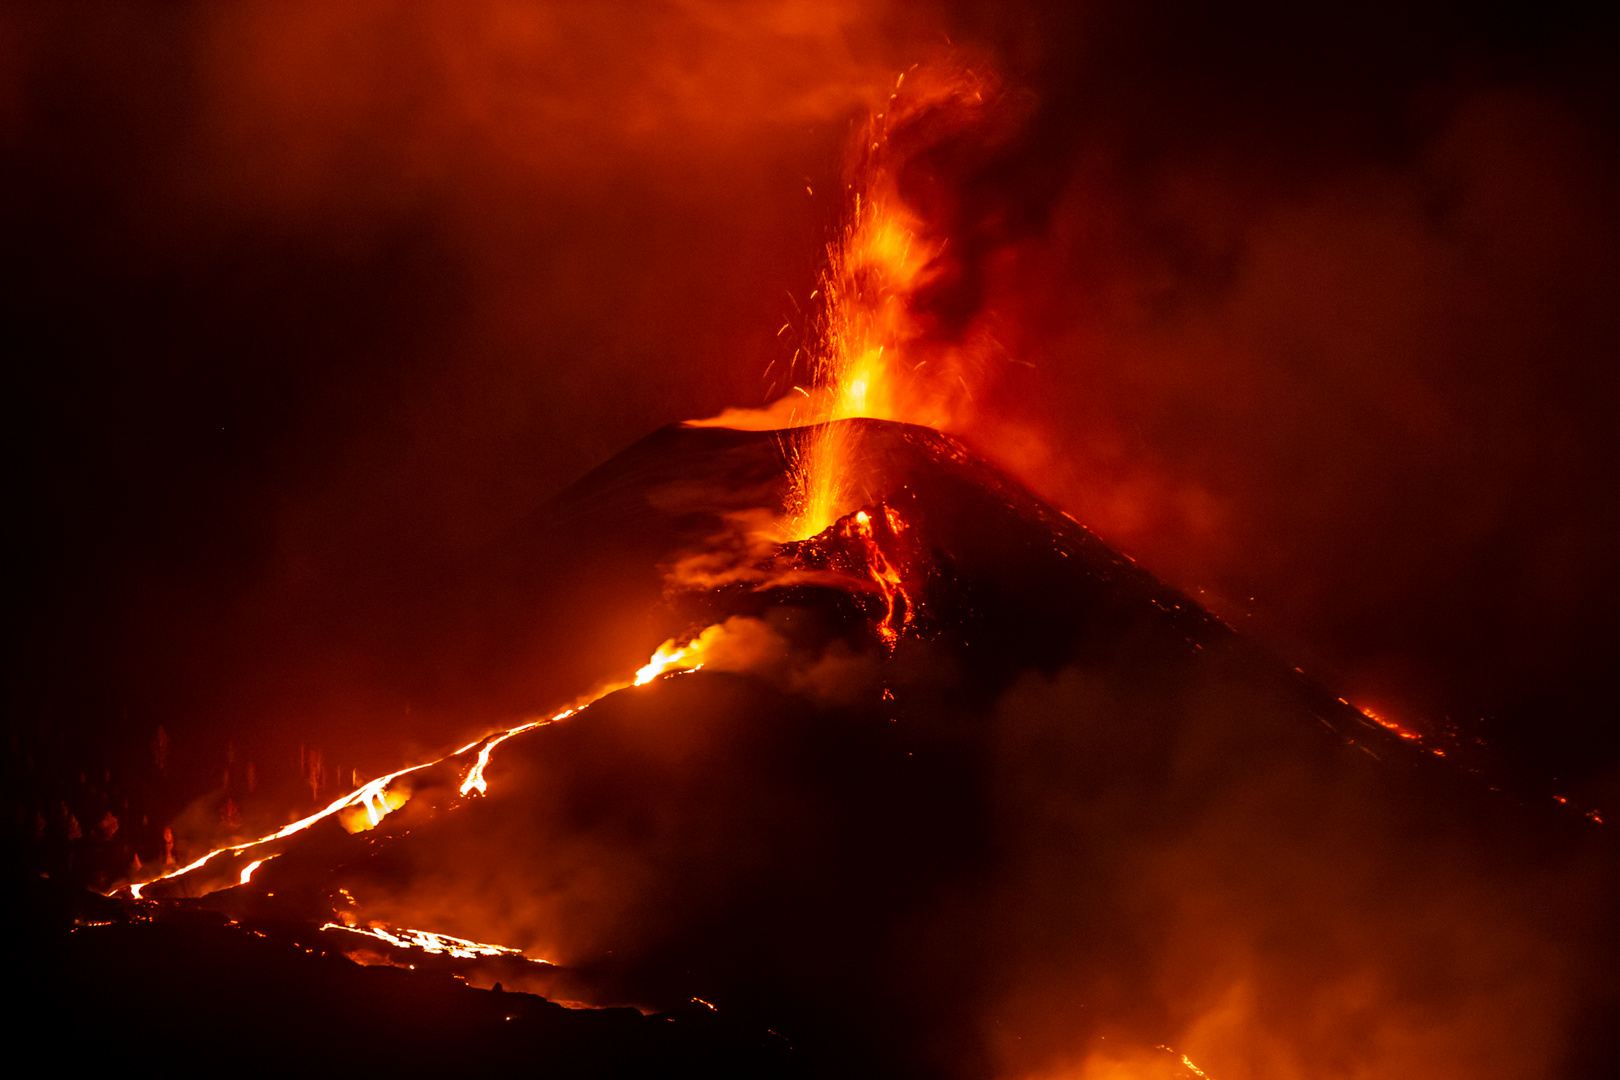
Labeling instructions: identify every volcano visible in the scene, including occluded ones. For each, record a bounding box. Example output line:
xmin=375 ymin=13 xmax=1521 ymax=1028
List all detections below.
xmin=34 ymin=419 xmax=1620 ymax=1079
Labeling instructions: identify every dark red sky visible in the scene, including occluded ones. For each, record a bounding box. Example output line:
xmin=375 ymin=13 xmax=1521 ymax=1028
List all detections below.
xmin=6 ymin=1 xmax=1619 ymax=815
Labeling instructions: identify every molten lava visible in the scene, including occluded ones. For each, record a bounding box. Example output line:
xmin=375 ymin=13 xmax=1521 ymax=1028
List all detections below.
xmin=323 ymin=922 xmax=532 ymax=961
xmin=778 ymin=501 xmax=922 ymax=648
xmin=123 ymin=637 xmax=717 ymax=905
xmin=127 ymin=759 xmax=441 ymax=899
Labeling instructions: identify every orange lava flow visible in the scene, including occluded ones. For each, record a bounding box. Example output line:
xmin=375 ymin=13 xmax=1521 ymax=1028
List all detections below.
xmin=848 ymin=508 xmax=913 ymax=647
xmin=1179 ymin=1052 xmax=1212 ymax=1078
xmin=1351 ymin=702 xmax=1423 ymax=742
xmin=126 ymin=760 xmax=440 ymax=899
xmin=321 ymin=922 xmax=533 ymax=961
xmin=457 ymin=716 xmax=557 ymax=797
xmin=120 ymin=635 xmax=719 ymax=900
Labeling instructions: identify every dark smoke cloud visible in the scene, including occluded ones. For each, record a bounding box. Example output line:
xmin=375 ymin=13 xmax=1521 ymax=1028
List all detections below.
xmin=876 ymin=3 xmax=1620 ymax=807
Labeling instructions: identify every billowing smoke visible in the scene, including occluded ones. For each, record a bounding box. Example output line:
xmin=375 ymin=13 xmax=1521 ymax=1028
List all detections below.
xmin=865 ymin=6 xmax=1620 ymax=809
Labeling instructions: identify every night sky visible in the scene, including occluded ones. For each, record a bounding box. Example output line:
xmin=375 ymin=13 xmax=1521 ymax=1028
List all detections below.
xmin=7 ymin=1 xmax=1620 ymax=844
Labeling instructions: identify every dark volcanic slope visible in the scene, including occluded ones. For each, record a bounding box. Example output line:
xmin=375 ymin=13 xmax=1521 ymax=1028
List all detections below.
xmin=37 ymin=419 xmax=1620 ymax=1080
xmin=544 ymin=418 xmax=1438 ymax=751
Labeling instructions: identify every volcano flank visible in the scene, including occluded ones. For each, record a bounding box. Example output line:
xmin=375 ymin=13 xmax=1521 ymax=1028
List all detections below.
xmin=36 ymin=420 xmax=1620 ymax=1079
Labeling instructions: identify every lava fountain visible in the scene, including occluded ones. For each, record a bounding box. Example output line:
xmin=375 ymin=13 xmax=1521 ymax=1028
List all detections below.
xmin=693 ymin=62 xmax=1011 ymax=540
